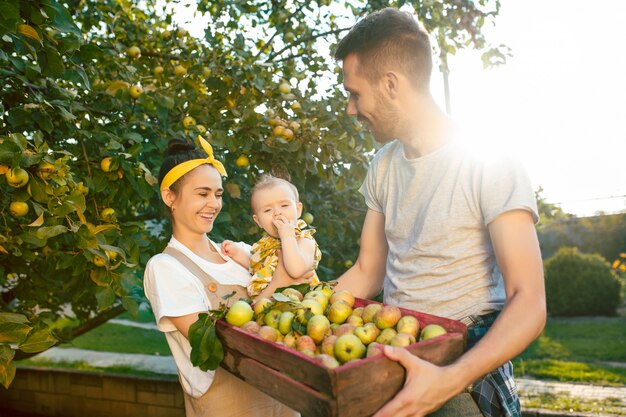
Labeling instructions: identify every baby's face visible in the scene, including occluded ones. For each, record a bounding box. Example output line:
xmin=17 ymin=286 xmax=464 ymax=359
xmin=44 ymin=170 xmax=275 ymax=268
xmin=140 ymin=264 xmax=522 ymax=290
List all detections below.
xmin=252 ymin=183 xmax=302 ymax=238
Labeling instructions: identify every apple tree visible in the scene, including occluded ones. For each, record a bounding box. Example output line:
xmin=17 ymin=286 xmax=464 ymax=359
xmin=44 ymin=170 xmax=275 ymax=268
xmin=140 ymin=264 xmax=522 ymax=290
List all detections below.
xmin=0 ymin=0 xmax=503 ymax=387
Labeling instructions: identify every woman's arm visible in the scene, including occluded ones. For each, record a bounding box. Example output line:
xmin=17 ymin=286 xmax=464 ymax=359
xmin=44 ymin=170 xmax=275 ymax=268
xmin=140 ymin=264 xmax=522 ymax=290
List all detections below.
xmin=168 ymin=313 xmax=201 ymax=339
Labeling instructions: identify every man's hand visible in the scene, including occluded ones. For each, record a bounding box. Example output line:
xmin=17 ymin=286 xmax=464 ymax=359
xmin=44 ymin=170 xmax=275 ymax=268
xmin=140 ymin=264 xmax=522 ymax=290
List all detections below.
xmin=373 ymin=346 xmax=461 ymax=417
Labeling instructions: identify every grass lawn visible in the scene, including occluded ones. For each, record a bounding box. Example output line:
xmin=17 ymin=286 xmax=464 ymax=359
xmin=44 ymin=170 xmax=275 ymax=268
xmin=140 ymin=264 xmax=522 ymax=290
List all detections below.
xmin=513 ymin=315 xmax=626 ymax=385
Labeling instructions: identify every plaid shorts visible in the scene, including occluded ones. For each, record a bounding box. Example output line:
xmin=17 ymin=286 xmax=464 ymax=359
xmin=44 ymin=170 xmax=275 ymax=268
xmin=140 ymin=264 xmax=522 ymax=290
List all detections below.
xmin=465 ymin=312 xmax=521 ymax=417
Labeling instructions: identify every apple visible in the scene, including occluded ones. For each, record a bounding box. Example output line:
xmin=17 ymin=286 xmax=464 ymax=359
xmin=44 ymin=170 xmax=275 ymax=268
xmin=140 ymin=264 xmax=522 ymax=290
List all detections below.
xmin=93 ymin=256 xmax=106 ymax=267
xmin=258 ymin=325 xmax=279 ymax=342
xmin=0 ymin=165 xmax=9 ymax=175
xmin=354 ymin=323 xmax=379 ymax=345
xmin=101 ymin=207 xmax=116 ymax=222
xmin=37 ymin=161 xmax=56 ymax=179
xmin=174 ymin=65 xmax=187 ymax=76
xmin=362 ymin=303 xmax=382 ymax=323
xmin=373 ymin=305 xmax=401 ymax=330
xmin=327 ymin=300 xmax=352 ymax=324
xmin=9 ymin=201 xmax=29 ymax=217
xmin=281 ymin=287 xmax=303 ymax=301
xmin=241 ymin=320 xmax=260 ymax=334
xmin=320 ymin=335 xmax=337 ymax=356
xmin=177 ymin=27 xmax=187 ymax=37
xmin=183 ymin=116 xmax=196 ymax=128
xmin=153 ymin=65 xmax=164 ymax=76
xmin=162 ymin=30 xmax=171 ymax=39
xmin=263 ymin=308 xmax=282 ymax=329
xmin=351 ymin=307 xmax=364 ymax=318
xmin=344 ymin=260 xmax=354 ymax=268
xmin=225 ymin=300 xmax=254 ymax=326
xmin=278 ymin=311 xmax=295 ymax=335
xmin=303 ymin=290 xmax=328 ymax=311
xmin=330 ymin=290 xmax=355 ymax=308
xmin=390 ymin=332 xmax=416 ymax=347
xmin=314 ymin=354 xmax=340 ymax=369
xmin=6 ymin=168 xmax=29 ymax=188
xmin=419 ymin=324 xmax=447 ymax=341
xmin=302 ymin=212 xmax=314 ymax=225
xmin=289 ymin=121 xmax=300 ymax=132
xmin=127 ymin=46 xmax=140 ymax=58
xmin=195 ymin=124 xmax=207 ymax=134
xmin=100 ymin=157 xmax=113 ymax=172
xmin=366 ymin=342 xmax=386 ymax=358
xmin=396 ymin=315 xmax=420 ymax=338
xmin=376 ymin=328 xmax=397 ymax=345
xmin=334 ymin=323 xmax=356 ymax=337
xmin=253 ymin=297 xmax=273 ymax=316
xmin=272 ymin=125 xmax=285 ymax=137
xmin=307 ymin=314 xmax=330 ymax=344
xmin=129 ymin=85 xmax=143 ymax=99
xmin=346 ymin=314 xmax=364 ymax=327
xmin=235 ymin=155 xmax=249 ymax=169
xmin=334 ymin=334 xmax=366 ymax=364
xmin=282 ymin=128 xmax=294 ymax=140
xmin=278 ymin=82 xmax=291 ymax=94
xmin=301 ymin=299 xmax=324 ymax=316
xmin=283 ymin=332 xmax=297 ymax=349
xmin=296 ymin=335 xmax=316 ymax=353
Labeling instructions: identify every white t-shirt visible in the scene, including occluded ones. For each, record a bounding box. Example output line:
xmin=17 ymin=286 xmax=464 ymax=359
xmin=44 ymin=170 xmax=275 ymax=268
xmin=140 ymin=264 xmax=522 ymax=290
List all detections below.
xmin=143 ymin=236 xmax=252 ymax=397
xmin=360 ymin=139 xmax=538 ymax=320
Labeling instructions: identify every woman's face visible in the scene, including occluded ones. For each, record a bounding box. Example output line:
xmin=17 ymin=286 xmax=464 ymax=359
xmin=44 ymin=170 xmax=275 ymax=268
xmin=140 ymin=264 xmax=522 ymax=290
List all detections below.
xmin=164 ymin=164 xmax=223 ymax=237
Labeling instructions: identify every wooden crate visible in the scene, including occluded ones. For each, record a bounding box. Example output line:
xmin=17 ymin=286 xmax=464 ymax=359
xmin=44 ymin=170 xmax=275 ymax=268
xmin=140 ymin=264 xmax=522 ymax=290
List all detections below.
xmin=216 ymin=298 xmax=466 ymax=417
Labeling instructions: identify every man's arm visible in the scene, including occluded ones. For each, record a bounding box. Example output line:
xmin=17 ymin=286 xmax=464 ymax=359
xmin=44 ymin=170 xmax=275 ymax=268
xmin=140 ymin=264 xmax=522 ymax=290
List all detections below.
xmin=335 ymin=209 xmax=388 ymax=299
xmin=374 ymin=209 xmax=546 ymax=417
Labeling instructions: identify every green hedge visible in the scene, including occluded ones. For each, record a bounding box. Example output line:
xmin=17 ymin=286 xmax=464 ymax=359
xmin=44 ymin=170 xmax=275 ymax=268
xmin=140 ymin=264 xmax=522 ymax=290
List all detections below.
xmin=544 ymin=247 xmax=622 ymax=316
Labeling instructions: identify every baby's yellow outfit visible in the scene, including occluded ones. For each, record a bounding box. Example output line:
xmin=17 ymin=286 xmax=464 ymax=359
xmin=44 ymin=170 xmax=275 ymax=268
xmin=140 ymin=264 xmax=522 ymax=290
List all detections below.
xmin=247 ymin=219 xmax=321 ymax=297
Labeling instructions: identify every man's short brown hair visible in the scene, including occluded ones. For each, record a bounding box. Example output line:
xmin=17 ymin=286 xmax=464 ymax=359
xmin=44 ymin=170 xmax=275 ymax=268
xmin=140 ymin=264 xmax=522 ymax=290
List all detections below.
xmin=335 ymin=8 xmax=433 ymax=90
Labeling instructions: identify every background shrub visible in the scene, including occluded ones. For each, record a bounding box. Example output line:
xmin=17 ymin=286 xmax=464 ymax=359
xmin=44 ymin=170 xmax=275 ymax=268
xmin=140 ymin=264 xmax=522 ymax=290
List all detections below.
xmin=545 ymin=247 xmax=623 ymax=316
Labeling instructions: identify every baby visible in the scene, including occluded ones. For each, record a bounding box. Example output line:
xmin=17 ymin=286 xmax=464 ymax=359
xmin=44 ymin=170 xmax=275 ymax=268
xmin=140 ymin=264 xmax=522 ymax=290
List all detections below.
xmin=222 ymin=175 xmax=321 ymax=297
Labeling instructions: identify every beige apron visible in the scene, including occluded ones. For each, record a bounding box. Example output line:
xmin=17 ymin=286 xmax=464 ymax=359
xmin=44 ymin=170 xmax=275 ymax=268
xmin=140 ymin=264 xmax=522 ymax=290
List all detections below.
xmin=163 ymin=247 xmax=299 ymax=417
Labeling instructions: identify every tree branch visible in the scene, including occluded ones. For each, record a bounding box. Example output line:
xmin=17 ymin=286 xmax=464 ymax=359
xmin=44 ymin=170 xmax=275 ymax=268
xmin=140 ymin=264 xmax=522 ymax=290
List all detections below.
xmin=265 ymin=27 xmax=350 ymax=63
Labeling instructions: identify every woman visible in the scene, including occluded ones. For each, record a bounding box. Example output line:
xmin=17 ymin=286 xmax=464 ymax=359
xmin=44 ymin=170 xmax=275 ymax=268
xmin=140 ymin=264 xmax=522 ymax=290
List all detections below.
xmin=143 ymin=137 xmax=300 ymax=417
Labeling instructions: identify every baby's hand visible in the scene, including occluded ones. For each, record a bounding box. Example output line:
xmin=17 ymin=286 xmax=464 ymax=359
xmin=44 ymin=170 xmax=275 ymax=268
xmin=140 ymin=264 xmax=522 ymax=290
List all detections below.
xmin=273 ymin=215 xmax=297 ymax=239
xmin=221 ymin=240 xmax=237 ymax=258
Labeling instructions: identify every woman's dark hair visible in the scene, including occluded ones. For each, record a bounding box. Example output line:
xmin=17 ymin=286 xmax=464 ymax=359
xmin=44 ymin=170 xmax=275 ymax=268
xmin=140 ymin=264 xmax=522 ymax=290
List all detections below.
xmin=334 ymin=8 xmax=433 ymax=90
xmin=157 ymin=139 xmax=205 ymax=191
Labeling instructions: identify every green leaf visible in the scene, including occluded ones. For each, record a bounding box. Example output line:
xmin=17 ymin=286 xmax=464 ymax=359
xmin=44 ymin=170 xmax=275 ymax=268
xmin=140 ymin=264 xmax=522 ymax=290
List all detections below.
xmin=19 ymin=326 xmax=57 ymax=353
xmin=0 ymin=345 xmax=16 ymax=389
xmin=199 ymin=324 xmax=224 ymax=371
xmin=46 ymin=0 xmax=81 ymax=36
xmin=95 ymin=286 xmax=116 ymax=311
xmin=271 ymin=293 xmax=292 ymax=303
xmin=0 ymin=312 xmax=29 ymax=324
xmin=0 ymin=139 xmax=21 ymax=165
xmin=0 ymin=322 xmax=32 ymax=344
xmin=35 ymin=225 xmax=68 ymax=240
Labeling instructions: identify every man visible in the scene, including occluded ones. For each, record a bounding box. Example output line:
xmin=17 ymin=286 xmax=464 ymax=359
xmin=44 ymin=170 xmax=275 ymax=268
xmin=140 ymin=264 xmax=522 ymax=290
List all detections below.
xmin=334 ymin=8 xmax=546 ymax=417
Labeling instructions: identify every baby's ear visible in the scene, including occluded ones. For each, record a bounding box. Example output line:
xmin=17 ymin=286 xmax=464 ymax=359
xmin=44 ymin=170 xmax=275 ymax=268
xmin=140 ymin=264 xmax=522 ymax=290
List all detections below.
xmin=296 ymin=202 xmax=303 ymax=217
xmin=252 ymin=214 xmax=262 ymax=228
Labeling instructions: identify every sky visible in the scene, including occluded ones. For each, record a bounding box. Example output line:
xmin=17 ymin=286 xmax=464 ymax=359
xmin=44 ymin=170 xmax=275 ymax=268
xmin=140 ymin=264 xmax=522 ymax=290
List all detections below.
xmin=178 ymin=1 xmax=626 ymax=217
xmin=437 ymin=0 xmax=626 ymax=217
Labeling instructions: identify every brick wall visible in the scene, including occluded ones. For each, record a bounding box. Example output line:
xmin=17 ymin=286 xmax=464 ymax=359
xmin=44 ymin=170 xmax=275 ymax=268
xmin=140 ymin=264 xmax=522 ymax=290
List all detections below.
xmin=0 ymin=366 xmax=184 ymax=417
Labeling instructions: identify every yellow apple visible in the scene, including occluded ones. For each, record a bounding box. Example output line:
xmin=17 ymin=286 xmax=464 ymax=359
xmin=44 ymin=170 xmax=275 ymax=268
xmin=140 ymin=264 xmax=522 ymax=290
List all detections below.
xmin=307 ymin=314 xmax=330 ymax=344
xmin=129 ymin=85 xmax=143 ymax=99
xmin=93 ymin=256 xmax=107 ymax=267
xmin=9 ymin=201 xmax=29 ymax=217
xmin=334 ymin=334 xmax=365 ymax=364
xmin=182 ymin=116 xmax=196 ymax=128
xmin=225 ymin=300 xmax=254 ymax=327
xmin=100 ymin=157 xmax=113 ymax=172
xmin=101 ymin=207 xmax=116 ymax=222
xmin=278 ymin=82 xmax=291 ymax=94
xmin=235 ymin=155 xmax=249 ymax=169
xmin=37 ymin=161 xmax=56 ymax=179
xmin=174 ymin=65 xmax=187 ymax=76
xmin=153 ymin=65 xmax=164 ymax=76
xmin=419 ymin=324 xmax=447 ymax=341
xmin=6 ymin=167 xmax=29 ymax=188
xmin=127 ymin=46 xmax=141 ymax=58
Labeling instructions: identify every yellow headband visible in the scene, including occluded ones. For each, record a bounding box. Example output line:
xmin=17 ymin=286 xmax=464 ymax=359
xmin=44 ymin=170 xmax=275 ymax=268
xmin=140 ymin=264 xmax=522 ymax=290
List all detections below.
xmin=159 ymin=136 xmax=227 ymax=190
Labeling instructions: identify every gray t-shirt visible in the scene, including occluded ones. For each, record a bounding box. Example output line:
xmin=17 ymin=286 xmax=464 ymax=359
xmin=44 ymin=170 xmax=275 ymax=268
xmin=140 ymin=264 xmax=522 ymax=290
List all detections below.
xmin=360 ymin=140 xmax=538 ymax=320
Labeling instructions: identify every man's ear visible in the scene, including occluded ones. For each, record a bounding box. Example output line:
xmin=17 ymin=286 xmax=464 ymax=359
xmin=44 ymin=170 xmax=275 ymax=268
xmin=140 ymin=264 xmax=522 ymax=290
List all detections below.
xmin=296 ymin=202 xmax=303 ymax=218
xmin=161 ymin=187 xmax=176 ymax=208
xmin=384 ymin=71 xmax=400 ymax=99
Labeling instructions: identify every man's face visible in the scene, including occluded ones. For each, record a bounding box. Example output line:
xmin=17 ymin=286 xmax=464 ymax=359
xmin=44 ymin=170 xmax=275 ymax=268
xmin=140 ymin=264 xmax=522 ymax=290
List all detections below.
xmin=342 ymin=53 xmax=399 ymax=144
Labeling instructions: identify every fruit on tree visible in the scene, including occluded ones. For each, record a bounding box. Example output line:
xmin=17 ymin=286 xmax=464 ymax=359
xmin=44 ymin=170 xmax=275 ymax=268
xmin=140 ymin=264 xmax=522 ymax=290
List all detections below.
xmin=153 ymin=65 xmax=164 ymax=76
xmin=183 ymin=116 xmax=196 ymax=128
xmin=93 ymin=256 xmax=107 ymax=267
xmin=129 ymin=85 xmax=143 ymax=99
xmin=278 ymin=82 xmax=291 ymax=94
xmin=225 ymin=300 xmax=254 ymax=327
xmin=235 ymin=155 xmax=249 ymax=169
xmin=37 ymin=161 xmax=56 ymax=179
xmin=6 ymin=168 xmax=29 ymax=188
xmin=101 ymin=208 xmax=116 ymax=222
xmin=174 ymin=65 xmax=187 ymax=76
xmin=9 ymin=201 xmax=29 ymax=217
xmin=127 ymin=46 xmax=141 ymax=58
xmin=100 ymin=157 xmax=113 ymax=172
xmin=302 ymin=212 xmax=314 ymax=225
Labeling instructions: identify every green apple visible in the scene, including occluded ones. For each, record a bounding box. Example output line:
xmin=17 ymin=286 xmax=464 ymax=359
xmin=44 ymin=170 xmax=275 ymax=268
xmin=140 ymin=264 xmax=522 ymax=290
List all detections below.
xmin=354 ymin=323 xmax=379 ymax=345
xmin=263 ymin=308 xmax=282 ymax=329
xmin=330 ymin=290 xmax=355 ymax=308
xmin=327 ymin=300 xmax=353 ymax=324
xmin=396 ymin=315 xmax=420 ymax=338
xmin=334 ymin=334 xmax=366 ymax=364
xmin=362 ymin=303 xmax=382 ymax=323
xmin=419 ymin=324 xmax=447 ymax=341
xmin=301 ymin=299 xmax=324 ymax=316
xmin=278 ymin=311 xmax=295 ymax=335
xmin=303 ymin=290 xmax=329 ymax=311
xmin=390 ymin=332 xmax=416 ymax=347
xmin=376 ymin=328 xmax=397 ymax=345
xmin=307 ymin=314 xmax=330 ymax=344
xmin=225 ymin=300 xmax=254 ymax=327
xmin=373 ymin=305 xmax=402 ymax=330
